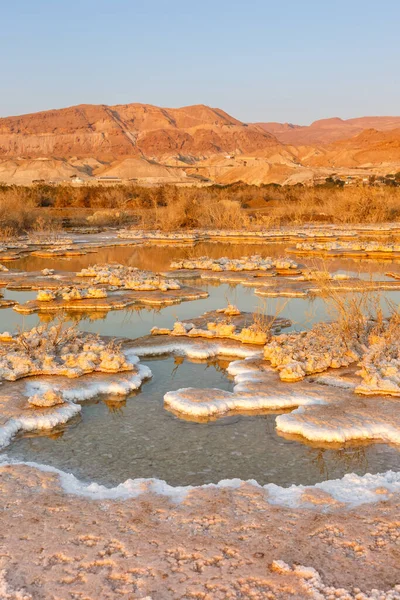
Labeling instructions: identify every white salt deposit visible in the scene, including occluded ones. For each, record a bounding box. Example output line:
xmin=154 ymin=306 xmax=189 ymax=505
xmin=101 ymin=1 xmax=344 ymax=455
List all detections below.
xmin=77 ymin=264 xmax=181 ymax=291
xmin=0 ymin=362 xmax=151 ymax=449
xmin=36 ymin=287 xmax=108 ymax=302
xmin=127 ymin=340 xmax=262 ymax=361
xmin=0 ymin=403 xmax=82 ymax=450
xmin=170 ymin=254 xmax=298 ymax=272
xmin=2 ymin=458 xmax=400 ymax=510
xmin=264 ymin=323 xmax=363 ymax=381
xmin=0 ymin=325 xmax=134 ymax=381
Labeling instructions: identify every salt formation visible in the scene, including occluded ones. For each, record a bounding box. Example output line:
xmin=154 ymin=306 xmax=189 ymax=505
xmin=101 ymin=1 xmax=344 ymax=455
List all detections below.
xmin=291 ymin=240 xmax=400 ymax=256
xmin=118 ymin=229 xmax=200 ymax=243
xmin=77 ymin=263 xmax=181 ymax=291
xmin=220 ymin=303 xmax=241 ymax=316
xmin=127 ymin=336 xmax=262 ymax=361
xmin=28 ymin=235 xmax=73 ymax=245
xmin=264 ymin=312 xmax=400 ymax=388
xmin=36 ymin=287 xmax=107 ymax=302
xmin=28 ymin=390 xmax=65 ymax=407
xmin=264 ymin=323 xmax=363 ymax=381
xmin=356 ymin=324 xmax=400 ymax=396
xmin=255 ymin=277 xmax=400 ymax=299
xmin=164 ymin=357 xmax=333 ymax=419
xmin=0 ymin=324 xmax=133 ymax=381
xmin=270 ymin=561 xmax=400 ymax=600
xmin=0 ymin=331 xmax=12 ymax=341
xmin=36 ymin=289 xmax=56 ymax=302
xmin=298 ymin=269 xmax=350 ymax=282
xmin=164 ymin=384 xmax=327 ymax=419
xmin=170 ymin=254 xmax=298 ymax=272
xmin=151 ymin=307 xmax=291 ymax=345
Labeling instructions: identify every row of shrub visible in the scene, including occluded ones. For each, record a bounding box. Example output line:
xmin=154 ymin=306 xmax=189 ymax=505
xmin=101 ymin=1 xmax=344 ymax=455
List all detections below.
xmin=1 ymin=182 xmax=400 ymax=234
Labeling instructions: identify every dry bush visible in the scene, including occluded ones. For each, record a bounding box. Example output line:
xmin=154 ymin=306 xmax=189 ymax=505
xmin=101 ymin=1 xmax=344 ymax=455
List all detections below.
xmin=0 ymin=189 xmax=38 ymax=234
xmin=314 ymin=268 xmax=383 ymax=348
xmin=1 ymin=182 xmax=400 ymax=231
xmin=15 ymin=318 xmax=79 ymax=358
xmin=87 ymin=209 xmax=133 ymax=227
xmin=251 ymin=300 xmax=289 ymax=341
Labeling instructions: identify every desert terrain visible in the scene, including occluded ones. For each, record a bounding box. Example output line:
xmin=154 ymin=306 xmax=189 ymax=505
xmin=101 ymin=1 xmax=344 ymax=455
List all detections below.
xmin=1 ymin=103 xmax=400 ymax=186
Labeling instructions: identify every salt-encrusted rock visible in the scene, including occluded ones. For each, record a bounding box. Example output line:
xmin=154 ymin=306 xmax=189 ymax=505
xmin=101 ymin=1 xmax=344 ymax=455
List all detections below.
xmin=151 ymin=309 xmax=291 ymax=346
xmin=356 ymin=332 xmax=400 ymax=396
xmin=293 ymin=240 xmax=400 ymax=256
xmin=37 ymin=290 xmax=56 ymax=302
xmin=264 ymin=323 xmax=363 ymax=381
xmin=77 ymin=264 xmax=181 ymax=291
xmin=0 ymin=331 xmax=12 ymax=341
xmin=0 ymin=324 xmax=134 ymax=381
xmin=118 ymin=229 xmax=200 ymax=242
xmin=28 ymin=390 xmax=65 ymax=407
xmin=217 ymin=304 xmax=241 ymax=316
xmin=170 ymin=254 xmax=298 ymax=272
xmin=37 ymin=287 xmax=108 ymax=302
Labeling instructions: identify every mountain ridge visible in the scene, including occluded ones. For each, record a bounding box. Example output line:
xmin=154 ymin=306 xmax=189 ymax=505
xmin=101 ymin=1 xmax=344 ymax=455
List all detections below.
xmin=1 ymin=102 xmax=400 ymax=185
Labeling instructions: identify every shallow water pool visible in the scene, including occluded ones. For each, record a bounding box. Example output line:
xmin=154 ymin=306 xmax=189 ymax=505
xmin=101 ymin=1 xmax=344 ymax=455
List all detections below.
xmin=4 ymin=356 xmax=400 ymax=488
xmin=2 ymin=240 xmax=400 ymax=488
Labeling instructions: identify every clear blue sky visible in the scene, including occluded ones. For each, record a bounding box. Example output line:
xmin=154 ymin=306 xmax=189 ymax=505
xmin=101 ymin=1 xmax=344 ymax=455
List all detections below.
xmin=1 ymin=0 xmax=399 ymax=124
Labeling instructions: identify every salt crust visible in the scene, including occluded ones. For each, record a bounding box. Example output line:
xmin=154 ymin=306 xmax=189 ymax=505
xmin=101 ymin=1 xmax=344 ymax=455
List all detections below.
xmin=151 ymin=307 xmax=291 ymax=345
xmin=264 ymin=323 xmax=361 ymax=382
xmin=27 ymin=390 xmax=65 ymax=407
xmin=0 ymin=362 xmax=152 ymax=449
xmin=117 ymin=223 xmax=400 ymax=244
xmin=356 ymin=335 xmax=400 ymax=396
xmin=295 ymin=240 xmax=400 ymax=253
xmin=163 ymin=352 xmax=400 ymax=445
xmin=126 ymin=337 xmax=263 ymax=361
xmin=163 ymin=357 xmax=331 ymax=419
xmin=269 ymin=561 xmax=400 ymax=600
xmin=264 ymin=317 xmax=400 ymax=394
xmin=2 ymin=458 xmax=400 ymax=510
xmin=77 ymin=263 xmax=181 ymax=291
xmin=36 ymin=287 xmax=107 ymax=302
xmin=255 ymin=278 xmax=400 ymax=298
xmin=170 ymin=255 xmax=298 ymax=272
xmin=0 ymin=325 xmax=134 ymax=381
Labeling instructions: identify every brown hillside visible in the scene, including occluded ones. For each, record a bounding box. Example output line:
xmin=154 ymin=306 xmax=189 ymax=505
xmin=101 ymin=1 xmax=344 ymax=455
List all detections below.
xmin=302 ymin=128 xmax=400 ymax=168
xmin=0 ymin=103 xmax=281 ymax=160
xmin=258 ymin=116 xmax=400 ymax=145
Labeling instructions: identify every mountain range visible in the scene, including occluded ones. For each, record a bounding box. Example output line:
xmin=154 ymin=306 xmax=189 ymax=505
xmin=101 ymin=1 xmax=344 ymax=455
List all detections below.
xmin=1 ymin=103 xmax=400 ymax=185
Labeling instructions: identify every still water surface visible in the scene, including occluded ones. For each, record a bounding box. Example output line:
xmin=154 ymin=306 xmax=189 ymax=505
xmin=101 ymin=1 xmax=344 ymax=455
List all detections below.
xmin=3 ymin=241 xmax=400 ymax=487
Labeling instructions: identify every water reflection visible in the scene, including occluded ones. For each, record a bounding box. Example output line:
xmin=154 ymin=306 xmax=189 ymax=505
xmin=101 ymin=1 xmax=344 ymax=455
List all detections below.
xmin=4 ymin=357 xmax=400 ymax=488
xmin=2 ymin=241 xmax=400 ymax=487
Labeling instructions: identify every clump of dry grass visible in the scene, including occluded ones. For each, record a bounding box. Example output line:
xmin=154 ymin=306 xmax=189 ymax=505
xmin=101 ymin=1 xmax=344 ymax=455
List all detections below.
xmin=251 ymin=300 xmax=289 ymax=341
xmin=15 ymin=318 xmax=80 ymax=358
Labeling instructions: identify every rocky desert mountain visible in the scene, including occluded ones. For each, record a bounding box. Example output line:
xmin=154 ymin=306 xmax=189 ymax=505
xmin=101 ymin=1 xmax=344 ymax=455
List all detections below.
xmin=1 ymin=102 xmax=400 ymax=185
xmin=258 ymin=116 xmax=400 ymax=145
xmin=0 ymin=103 xmax=281 ymax=160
